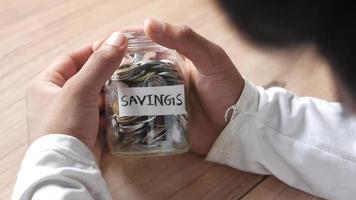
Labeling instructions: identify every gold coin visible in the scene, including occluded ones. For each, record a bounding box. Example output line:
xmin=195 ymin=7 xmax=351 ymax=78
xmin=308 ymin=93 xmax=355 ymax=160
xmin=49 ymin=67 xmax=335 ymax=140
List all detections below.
xmin=112 ymin=99 xmax=119 ymax=114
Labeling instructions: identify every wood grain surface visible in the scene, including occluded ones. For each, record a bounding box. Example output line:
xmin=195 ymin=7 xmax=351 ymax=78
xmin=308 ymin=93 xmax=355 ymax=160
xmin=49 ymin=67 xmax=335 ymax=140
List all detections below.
xmin=0 ymin=0 xmax=335 ymax=199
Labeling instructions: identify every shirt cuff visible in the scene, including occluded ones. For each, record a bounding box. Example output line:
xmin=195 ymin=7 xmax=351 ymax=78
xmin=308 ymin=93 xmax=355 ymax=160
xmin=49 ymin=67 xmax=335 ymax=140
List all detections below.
xmin=206 ymin=80 xmax=260 ymax=165
xmin=22 ymin=134 xmax=98 ymax=169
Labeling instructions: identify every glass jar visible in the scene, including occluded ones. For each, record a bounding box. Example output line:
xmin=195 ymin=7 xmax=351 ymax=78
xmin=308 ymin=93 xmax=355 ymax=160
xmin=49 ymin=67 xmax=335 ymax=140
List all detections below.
xmin=104 ymin=31 xmax=190 ymax=156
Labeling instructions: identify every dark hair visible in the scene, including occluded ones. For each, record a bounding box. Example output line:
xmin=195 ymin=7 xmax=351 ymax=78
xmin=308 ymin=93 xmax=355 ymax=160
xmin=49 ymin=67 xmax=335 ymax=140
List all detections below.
xmin=218 ymin=0 xmax=356 ymax=97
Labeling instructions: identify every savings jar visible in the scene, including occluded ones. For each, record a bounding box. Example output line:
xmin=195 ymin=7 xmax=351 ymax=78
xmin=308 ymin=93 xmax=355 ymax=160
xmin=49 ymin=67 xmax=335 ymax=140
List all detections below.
xmin=104 ymin=31 xmax=189 ymax=156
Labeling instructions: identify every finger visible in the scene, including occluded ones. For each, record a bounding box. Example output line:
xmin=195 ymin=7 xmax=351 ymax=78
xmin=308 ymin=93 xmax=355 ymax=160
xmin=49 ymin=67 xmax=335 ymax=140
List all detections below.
xmin=67 ymin=32 xmax=128 ymax=94
xmin=144 ymin=18 xmax=235 ymax=75
xmin=41 ymin=46 xmax=93 ymax=87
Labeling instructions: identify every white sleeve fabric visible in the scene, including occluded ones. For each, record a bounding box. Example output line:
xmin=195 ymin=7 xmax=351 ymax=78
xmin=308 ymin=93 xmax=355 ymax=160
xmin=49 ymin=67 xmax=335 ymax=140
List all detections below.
xmin=206 ymin=80 xmax=356 ymax=200
xmin=12 ymin=134 xmax=112 ymax=200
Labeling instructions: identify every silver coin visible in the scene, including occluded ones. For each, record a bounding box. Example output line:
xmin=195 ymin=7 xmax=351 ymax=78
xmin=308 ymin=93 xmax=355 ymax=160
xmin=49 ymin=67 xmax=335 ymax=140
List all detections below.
xmin=111 ymin=117 xmax=119 ymax=137
xmin=119 ymin=123 xmax=144 ymax=133
xmin=158 ymin=71 xmax=180 ymax=80
xmin=166 ymin=78 xmax=184 ymax=84
xmin=133 ymin=53 xmax=144 ymax=64
xmin=151 ymin=64 xmax=176 ymax=72
xmin=110 ymin=117 xmax=123 ymax=143
xmin=141 ymin=127 xmax=166 ymax=144
xmin=116 ymin=64 xmax=141 ymax=81
xmin=116 ymin=116 xmax=140 ymax=124
xmin=132 ymin=116 xmax=156 ymax=124
xmin=127 ymin=126 xmax=146 ymax=135
xmin=131 ymin=71 xmax=155 ymax=82
xmin=122 ymin=135 xmax=142 ymax=145
xmin=126 ymin=69 xmax=147 ymax=81
xmin=144 ymin=74 xmax=167 ymax=87
xmin=165 ymin=115 xmax=187 ymax=149
xmin=160 ymin=59 xmax=174 ymax=65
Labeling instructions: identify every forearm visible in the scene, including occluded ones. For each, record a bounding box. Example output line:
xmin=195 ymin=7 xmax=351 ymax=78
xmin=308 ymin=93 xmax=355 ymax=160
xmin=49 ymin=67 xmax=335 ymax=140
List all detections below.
xmin=12 ymin=134 xmax=111 ymax=200
xmin=207 ymin=80 xmax=356 ymax=200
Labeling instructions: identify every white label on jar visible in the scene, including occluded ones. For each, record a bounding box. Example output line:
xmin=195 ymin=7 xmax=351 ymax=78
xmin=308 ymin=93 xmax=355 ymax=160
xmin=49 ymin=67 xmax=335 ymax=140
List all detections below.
xmin=117 ymin=85 xmax=186 ymax=117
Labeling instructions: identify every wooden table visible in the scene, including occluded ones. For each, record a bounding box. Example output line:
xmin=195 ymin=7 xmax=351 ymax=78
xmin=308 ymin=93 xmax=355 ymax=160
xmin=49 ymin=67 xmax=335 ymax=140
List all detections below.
xmin=0 ymin=0 xmax=335 ymax=199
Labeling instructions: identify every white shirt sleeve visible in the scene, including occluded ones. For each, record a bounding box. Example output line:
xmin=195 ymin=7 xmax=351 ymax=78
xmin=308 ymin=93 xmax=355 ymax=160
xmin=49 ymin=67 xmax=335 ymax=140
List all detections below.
xmin=207 ymin=80 xmax=356 ymax=200
xmin=12 ymin=134 xmax=112 ymax=200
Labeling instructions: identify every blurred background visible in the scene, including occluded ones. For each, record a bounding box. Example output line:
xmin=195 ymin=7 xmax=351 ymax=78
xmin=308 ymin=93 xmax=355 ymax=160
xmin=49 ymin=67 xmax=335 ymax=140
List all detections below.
xmin=0 ymin=0 xmax=335 ymax=199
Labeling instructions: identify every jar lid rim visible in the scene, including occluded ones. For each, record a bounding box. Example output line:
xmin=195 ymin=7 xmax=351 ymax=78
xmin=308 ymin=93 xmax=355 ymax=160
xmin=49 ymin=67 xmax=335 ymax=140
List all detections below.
xmin=123 ymin=31 xmax=171 ymax=52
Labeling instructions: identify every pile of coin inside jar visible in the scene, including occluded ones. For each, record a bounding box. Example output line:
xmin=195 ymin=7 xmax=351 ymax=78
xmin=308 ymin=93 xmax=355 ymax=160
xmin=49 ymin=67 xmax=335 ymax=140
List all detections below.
xmin=105 ymin=55 xmax=189 ymax=155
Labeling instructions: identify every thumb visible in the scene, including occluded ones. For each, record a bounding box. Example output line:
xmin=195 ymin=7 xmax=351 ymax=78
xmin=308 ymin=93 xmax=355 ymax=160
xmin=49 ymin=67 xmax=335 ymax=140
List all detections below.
xmin=67 ymin=32 xmax=127 ymax=94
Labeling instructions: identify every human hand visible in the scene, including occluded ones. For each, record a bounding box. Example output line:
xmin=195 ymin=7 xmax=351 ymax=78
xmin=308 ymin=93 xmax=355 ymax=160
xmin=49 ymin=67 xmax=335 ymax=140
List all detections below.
xmin=26 ymin=32 xmax=127 ymax=161
xmin=144 ymin=19 xmax=245 ymax=156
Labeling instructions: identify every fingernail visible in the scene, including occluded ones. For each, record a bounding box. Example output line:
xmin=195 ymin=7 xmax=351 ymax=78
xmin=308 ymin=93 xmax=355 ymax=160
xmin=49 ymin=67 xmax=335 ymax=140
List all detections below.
xmin=105 ymin=32 xmax=126 ymax=47
xmin=145 ymin=18 xmax=165 ymax=34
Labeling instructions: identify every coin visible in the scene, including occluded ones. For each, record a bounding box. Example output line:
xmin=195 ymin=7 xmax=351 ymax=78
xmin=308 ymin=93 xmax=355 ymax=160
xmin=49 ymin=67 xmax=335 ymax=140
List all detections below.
xmin=160 ymin=59 xmax=174 ymax=65
xmin=116 ymin=64 xmax=141 ymax=81
xmin=110 ymin=116 xmax=122 ymax=142
xmin=132 ymin=116 xmax=156 ymax=124
xmin=141 ymin=127 xmax=166 ymax=144
xmin=158 ymin=71 xmax=180 ymax=80
xmin=144 ymin=74 xmax=167 ymax=87
xmin=165 ymin=115 xmax=187 ymax=149
xmin=112 ymin=99 xmax=119 ymax=114
xmin=119 ymin=123 xmax=145 ymax=133
xmin=151 ymin=66 xmax=178 ymax=74
xmin=133 ymin=53 xmax=144 ymax=64
xmin=132 ymin=71 xmax=156 ymax=83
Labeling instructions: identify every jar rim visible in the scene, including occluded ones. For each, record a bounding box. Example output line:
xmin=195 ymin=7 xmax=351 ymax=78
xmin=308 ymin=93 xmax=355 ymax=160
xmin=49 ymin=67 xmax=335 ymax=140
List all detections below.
xmin=123 ymin=31 xmax=171 ymax=52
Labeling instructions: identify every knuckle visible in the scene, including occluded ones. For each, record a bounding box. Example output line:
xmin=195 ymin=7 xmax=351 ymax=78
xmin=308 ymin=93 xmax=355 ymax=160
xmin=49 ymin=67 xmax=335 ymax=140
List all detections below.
xmin=57 ymin=55 xmax=72 ymax=63
xmin=213 ymin=44 xmax=225 ymax=54
xmin=178 ymin=24 xmax=194 ymax=39
xmin=50 ymin=55 xmax=76 ymax=70
xmin=91 ymin=49 xmax=117 ymax=66
xmin=211 ymin=43 xmax=226 ymax=57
